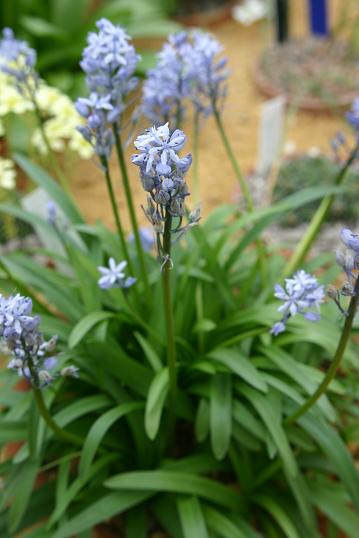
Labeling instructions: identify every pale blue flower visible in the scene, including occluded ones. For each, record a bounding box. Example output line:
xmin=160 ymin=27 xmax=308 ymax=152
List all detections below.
xmin=128 ymin=227 xmax=154 ymax=252
xmin=141 ymin=30 xmax=228 ymax=125
xmin=0 ymin=293 xmax=65 ymax=387
xmin=271 ymin=270 xmax=325 ymax=335
xmin=76 ymin=18 xmax=140 ymax=157
xmin=98 ymin=258 xmax=136 ymax=289
xmin=132 ymin=123 xmax=191 ymax=219
xmin=0 ymin=28 xmax=38 ymax=96
xmin=346 ymin=98 xmax=359 ymax=132
xmin=340 ymin=228 xmax=359 ymax=253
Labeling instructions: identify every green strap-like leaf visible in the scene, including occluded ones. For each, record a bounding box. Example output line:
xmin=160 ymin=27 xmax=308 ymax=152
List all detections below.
xmin=8 ymin=459 xmax=40 ymax=533
xmin=105 ymin=470 xmax=242 ymax=510
xmin=241 ymin=386 xmax=297 ymax=478
xmin=177 ymin=496 xmax=209 ymax=538
xmin=145 ymin=368 xmax=169 ymax=440
xmin=68 ymin=311 xmax=115 ymax=348
xmin=79 ymin=401 xmax=143 ymax=476
xmin=135 ymin=331 xmax=163 ymax=372
xmin=299 ymin=414 xmax=359 ymax=510
xmin=15 ymin=153 xmax=84 ymax=224
xmin=210 ymin=373 xmax=232 ymax=460
xmin=51 ymin=491 xmax=151 ymax=538
xmin=202 ymin=505 xmax=249 ymax=538
xmin=208 ymin=348 xmax=267 ymax=393
xmin=254 ymin=495 xmax=300 ymax=538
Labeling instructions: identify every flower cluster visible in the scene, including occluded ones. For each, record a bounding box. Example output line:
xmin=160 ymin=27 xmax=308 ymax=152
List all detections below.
xmin=0 ymin=293 xmax=78 ymax=387
xmin=0 ymin=157 xmax=16 ymax=190
xmin=98 ymin=258 xmax=136 ymax=290
xmin=346 ymin=98 xmax=359 ymax=133
xmin=0 ymin=31 xmax=93 ymax=160
xmin=329 ymin=229 xmax=359 ymax=314
xmin=0 ymin=27 xmax=38 ymax=97
xmin=141 ymin=30 xmax=228 ymax=125
xmin=76 ymin=18 xmax=140 ymax=158
xmin=132 ymin=123 xmax=196 ymax=227
xmin=271 ymin=270 xmax=325 ymax=335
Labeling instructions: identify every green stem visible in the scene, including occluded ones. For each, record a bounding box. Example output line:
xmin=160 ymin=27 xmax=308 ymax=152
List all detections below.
xmin=162 ymin=211 xmax=177 ymax=444
xmin=285 ymin=274 xmax=359 ymax=425
xmin=31 ymin=96 xmax=69 ymax=193
xmin=213 ymin=108 xmax=268 ymax=286
xmin=192 ymin=110 xmax=200 ymax=204
xmin=32 ymin=388 xmax=83 ymax=446
xmin=26 ymin=350 xmax=83 ymax=446
xmin=99 ymin=156 xmax=134 ymax=276
xmin=112 ymin=126 xmax=151 ymax=304
xmin=282 ymin=143 xmax=359 ymax=278
xmin=213 ymin=108 xmax=254 ymax=212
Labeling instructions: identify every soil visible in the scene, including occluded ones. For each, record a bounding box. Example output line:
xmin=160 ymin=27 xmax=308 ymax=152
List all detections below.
xmin=67 ymin=0 xmax=359 ymax=237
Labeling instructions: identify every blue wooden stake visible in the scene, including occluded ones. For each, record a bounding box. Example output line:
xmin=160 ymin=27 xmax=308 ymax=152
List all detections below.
xmin=308 ymin=0 xmax=329 ymax=37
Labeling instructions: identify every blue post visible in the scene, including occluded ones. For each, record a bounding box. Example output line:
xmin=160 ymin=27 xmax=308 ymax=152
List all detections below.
xmin=308 ymin=0 xmax=328 ymax=37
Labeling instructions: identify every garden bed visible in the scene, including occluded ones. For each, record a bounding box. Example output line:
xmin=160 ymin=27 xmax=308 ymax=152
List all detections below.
xmin=254 ymin=39 xmax=359 ymax=111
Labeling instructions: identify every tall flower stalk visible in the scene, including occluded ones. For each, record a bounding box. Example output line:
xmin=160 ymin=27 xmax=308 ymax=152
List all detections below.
xmin=285 ymin=229 xmax=359 ymax=424
xmin=132 ymin=123 xmax=200 ymax=442
xmin=100 ymin=154 xmax=134 ymax=276
xmin=113 ymin=126 xmax=151 ymax=302
xmin=76 ymin=19 xmax=149 ymax=294
xmin=0 ymin=292 xmax=81 ymax=446
xmin=141 ymin=30 xmax=267 ymax=283
xmin=0 ymin=28 xmax=68 ymax=190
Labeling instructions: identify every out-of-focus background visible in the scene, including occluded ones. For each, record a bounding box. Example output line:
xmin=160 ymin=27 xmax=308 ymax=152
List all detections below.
xmin=0 ymin=0 xmax=358 ymax=231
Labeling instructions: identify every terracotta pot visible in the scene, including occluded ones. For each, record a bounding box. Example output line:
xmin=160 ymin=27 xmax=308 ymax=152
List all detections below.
xmin=174 ymin=2 xmax=233 ymax=27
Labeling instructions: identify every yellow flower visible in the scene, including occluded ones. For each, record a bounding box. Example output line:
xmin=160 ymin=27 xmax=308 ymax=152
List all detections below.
xmin=0 ymin=86 xmax=33 ymax=116
xmin=0 ymin=158 xmax=16 ymax=190
xmin=69 ymin=129 xmax=94 ymax=159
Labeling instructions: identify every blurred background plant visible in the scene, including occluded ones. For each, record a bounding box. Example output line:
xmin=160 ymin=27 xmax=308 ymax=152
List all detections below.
xmin=273 ymin=153 xmax=359 ymax=227
xmin=0 ymin=0 xmax=181 ymax=97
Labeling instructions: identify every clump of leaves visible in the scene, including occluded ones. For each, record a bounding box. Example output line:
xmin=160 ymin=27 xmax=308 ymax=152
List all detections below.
xmin=273 ymin=154 xmax=359 ymax=227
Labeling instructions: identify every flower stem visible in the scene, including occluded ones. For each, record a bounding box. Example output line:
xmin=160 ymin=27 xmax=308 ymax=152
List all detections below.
xmin=162 ymin=210 xmax=177 ymax=445
xmin=282 ymin=143 xmax=359 ymax=278
xmin=32 ymin=388 xmax=83 ymax=446
xmin=26 ymin=351 xmax=83 ymax=446
xmin=213 ymin=108 xmax=268 ymax=286
xmin=99 ymin=155 xmax=134 ymax=276
xmin=112 ymin=126 xmax=151 ymax=304
xmin=31 ymin=94 xmax=69 ymax=194
xmin=213 ymin=108 xmax=254 ymax=212
xmin=192 ymin=110 xmax=200 ymax=204
xmin=285 ymin=274 xmax=359 ymax=425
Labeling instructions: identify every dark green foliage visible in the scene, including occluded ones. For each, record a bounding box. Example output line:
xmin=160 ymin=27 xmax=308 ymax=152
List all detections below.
xmin=1 ymin=156 xmax=359 ymax=537
xmin=273 ymin=154 xmax=359 ymax=227
xmin=0 ymin=0 xmax=180 ymax=96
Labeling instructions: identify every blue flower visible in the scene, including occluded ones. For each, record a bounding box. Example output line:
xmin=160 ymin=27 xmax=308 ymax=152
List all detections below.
xmin=98 ymin=258 xmax=136 ymax=289
xmin=128 ymin=227 xmax=154 ymax=252
xmin=0 ymin=293 xmax=66 ymax=387
xmin=333 ymin=228 xmax=359 ymax=304
xmin=340 ymin=228 xmax=359 ymax=253
xmin=141 ymin=30 xmax=228 ymax=125
xmin=76 ymin=18 xmax=140 ymax=157
xmin=0 ymin=28 xmax=38 ymax=96
xmin=346 ymin=98 xmax=359 ymax=132
xmin=132 ymin=123 xmax=191 ymax=219
xmin=271 ymin=270 xmax=325 ymax=335
xmin=47 ymin=200 xmax=57 ymax=225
